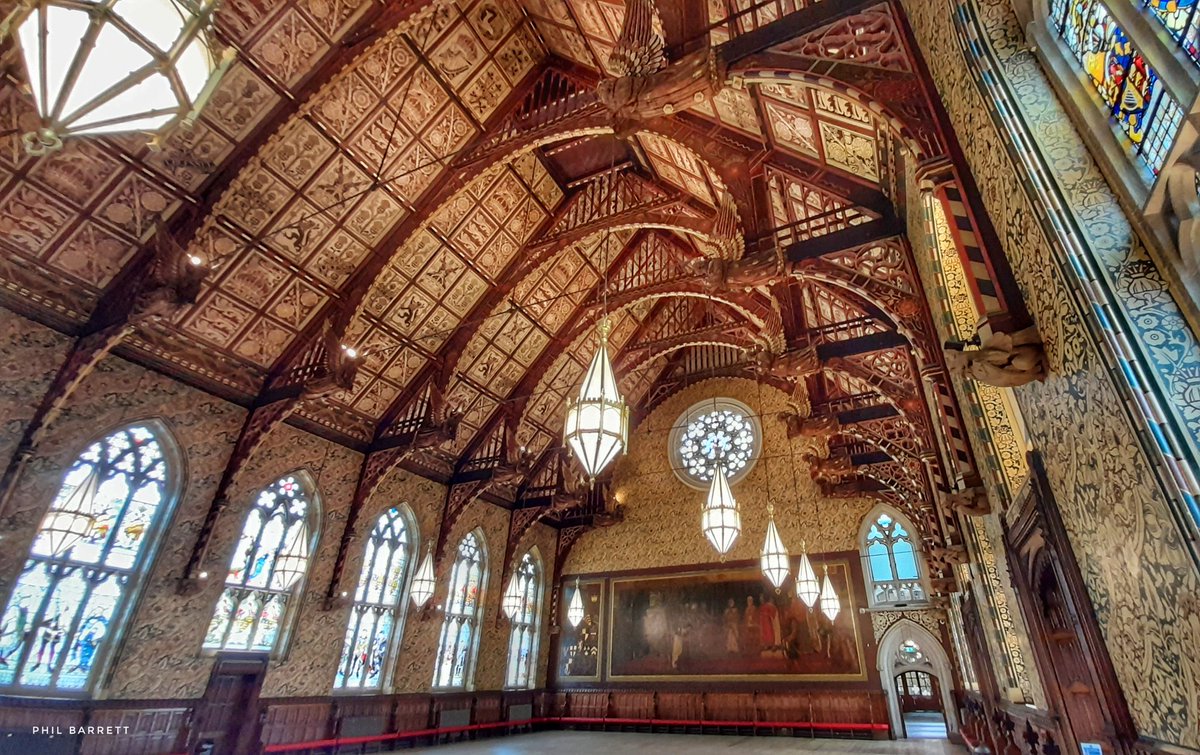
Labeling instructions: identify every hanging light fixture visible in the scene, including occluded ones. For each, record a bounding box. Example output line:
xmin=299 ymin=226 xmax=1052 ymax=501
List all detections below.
xmin=567 ymin=578 xmax=585 ymax=628
xmin=564 ymin=318 xmax=629 ymax=479
xmin=502 ymin=570 xmax=523 ymax=619
xmin=795 ymin=541 xmax=820 ymax=608
xmin=819 ymin=565 xmax=840 ymax=621
xmin=1 ymin=0 xmax=235 ymax=155
xmin=701 ymin=465 xmax=741 ymax=557
xmin=410 ymin=546 xmax=436 ymax=608
xmin=39 ymin=467 xmax=100 ymax=557
xmin=760 ymin=505 xmax=789 ymax=590
xmin=271 ymin=529 xmax=309 ymax=591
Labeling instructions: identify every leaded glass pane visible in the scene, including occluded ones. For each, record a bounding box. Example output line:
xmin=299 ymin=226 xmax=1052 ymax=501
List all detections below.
xmin=204 ymin=474 xmax=314 ymax=653
xmin=863 ymin=512 xmax=926 ymax=606
xmin=335 ymin=507 xmax=412 ymax=691
xmin=433 ymin=533 xmax=487 ymax=689
xmin=0 ymin=424 xmax=172 ymax=695
xmin=677 ymin=407 xmax=758 ymax=484
xmin=504 ymin=552 xmax=541 ymax=689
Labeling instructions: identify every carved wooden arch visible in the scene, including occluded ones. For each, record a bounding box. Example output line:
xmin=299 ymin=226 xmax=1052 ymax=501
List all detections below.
xmin=619 ymin=335 xmax=755 ymax=376
xmin=583 ymin=286 xmax=785 ymax=351
xmin=797 ymin=263 xmax=935 ymax=366
xmin=731 ymin=67 xmax=932 ymax=160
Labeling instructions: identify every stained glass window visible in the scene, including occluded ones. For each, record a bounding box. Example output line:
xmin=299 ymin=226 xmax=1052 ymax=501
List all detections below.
xmin=1138 ymin=0 xmax=1200 ymax=63
xmin=864 ymin=511 xmax=927 ymax=606
xmin=1048 ymin=0 xmax=1184 ymax=177
xmin=334 ymin=507 xmax=413 ymax=691
xmin=203 ymin=474 xmax=315 ymax=654
xmin=504 ymin=551 xmax=541 ymax=689
xmin=0 ymin=424 xmax=174 ymax=694
xmin=673 ymin=400 xmax=759 ymax=487
xmin=433 ymin=532 xmax=486 ymax=689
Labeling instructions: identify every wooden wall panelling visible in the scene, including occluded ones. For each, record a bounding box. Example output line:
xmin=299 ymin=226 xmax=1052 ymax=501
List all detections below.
xmin=257 ymin=700 xmax=333 ymax=747
xmin=77 ymin=707 xmax=191 ymax=755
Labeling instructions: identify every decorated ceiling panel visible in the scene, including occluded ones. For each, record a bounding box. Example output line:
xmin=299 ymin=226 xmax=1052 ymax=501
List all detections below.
xmin=0 ymin=0 xmax=980 ymax=531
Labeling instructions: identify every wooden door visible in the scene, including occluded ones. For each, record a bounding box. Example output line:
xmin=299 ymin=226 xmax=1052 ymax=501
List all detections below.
xmin=188 ymin=653 xmax=268 ymax=755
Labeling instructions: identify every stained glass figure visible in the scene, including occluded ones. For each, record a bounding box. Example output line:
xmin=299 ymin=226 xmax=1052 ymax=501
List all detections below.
xmin=0 ymin=424 xmax=173 ymax=694
xmin=504 ymin=551 xmax=542 ymax=689
xmin=864 ymin=511 xmax=927 ymax=607
xmin=433 ymin=532 xmax=486 ymax=689
xmin=334 ymin=507 xmax=413 ymax=691
xmin=1049 ymin=0 xmax=1184 ymax=176
xmin=203 ymin=474 xmax=315 ymax=653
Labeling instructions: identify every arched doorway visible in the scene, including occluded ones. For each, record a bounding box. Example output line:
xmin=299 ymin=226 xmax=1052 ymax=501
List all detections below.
xmin=877 ymin=620 xmax=958 ymax=739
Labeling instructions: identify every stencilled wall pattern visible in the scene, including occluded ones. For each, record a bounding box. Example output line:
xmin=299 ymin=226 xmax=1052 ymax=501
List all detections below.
xmin=900 ymin=0 xmax=1200 ymax=745
xmin=0 ymin=309 xmax=554 ymax=699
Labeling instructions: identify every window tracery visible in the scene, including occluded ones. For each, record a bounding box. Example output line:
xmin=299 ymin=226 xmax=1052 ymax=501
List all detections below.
xmin=203 ymin=474 xmax=316 ymax=654
xmin=334 ymin=507 xmax=414 ymax=691
xmin=0 ymin=424 xmax=175 ymax=694
xmin=862 ymin=510 xmax=928 ymax=607
xmin=671 ymin=398 xmax=760 ymax=488
xmin=504 ymin=551 xmax=542 ymax=689
xmin=433 ymin=532 xmax=486 ymax=689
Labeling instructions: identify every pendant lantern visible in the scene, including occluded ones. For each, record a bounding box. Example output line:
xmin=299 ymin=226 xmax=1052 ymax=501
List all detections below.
xmin=701 ymin=465 xmax=741 ymax=557
xmin=567 ymin=578 xmax=585 ymax=628
xmin=39 ymin=468 xmax=100 ymax=557
xmin=564 ymin=318 xmax=629 ymax=479
xmin=271 ymin=529 xmax=309 ymax=591
xmin=760 ymin=506 xmax=789 ymax=590
xmin=819 ymin=565 xmax=840 ymax=621
xmin=795 ymin=542 xmax=820 ymax=608
xmin=2 ymin=0 xmax=234 ymax=155
xmin=501 ymin=570 xmax=523 ymax=619
xmin=410 ymin=546 xmax=436 ymax=608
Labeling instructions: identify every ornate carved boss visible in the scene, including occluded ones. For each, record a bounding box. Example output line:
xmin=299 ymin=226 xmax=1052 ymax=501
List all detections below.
xmin=944 ymin=326 xmax=1047 ymax=388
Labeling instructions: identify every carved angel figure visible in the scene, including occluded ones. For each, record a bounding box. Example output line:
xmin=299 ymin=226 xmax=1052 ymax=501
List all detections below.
xmin=595 ymin=0 xmax=725 ymax=130
xmin=129 ymin=224 xmax=207 ymax=322
xmin=752 ymin=345 xmax=822 ymax=379
xmin=414 ymin=383 xmax=462 ymax=449
xmin=802 ymin=451 xmax=852 ymax=480
xmin=778 ymin=410 xmax=840 ymax=440
xmin=944 ymin=326 xmax=1047 ymax=388
xmin=690 ymin=247 xmax=783 ymax=292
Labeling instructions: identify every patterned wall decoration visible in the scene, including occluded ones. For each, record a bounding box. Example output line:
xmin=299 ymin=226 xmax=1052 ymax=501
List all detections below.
xmin=870 ymin=608 xmax=943 ymax=645
xmin=901 ymin=0 xmax=1200 ymax=745
xmin=566 ymin=377 xmax=877 ymax=574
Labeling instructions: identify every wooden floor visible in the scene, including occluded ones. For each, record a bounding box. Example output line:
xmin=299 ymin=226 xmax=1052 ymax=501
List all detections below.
xmin=403 ymin=731 xmax=965 ymax=753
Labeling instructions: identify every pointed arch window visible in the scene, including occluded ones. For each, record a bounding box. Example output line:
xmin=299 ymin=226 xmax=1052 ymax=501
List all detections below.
xmin=433 ymin=532 xmax=486 ymax=690
xmin=0 ymin=423 xmax=177 ymax=694
xmin=862 ymin=510 xmax=927 ymax=607
xmin=203 ymin=473 xmax=317 ymax=654
xmin=504 ymin=551 xmax=542 ymax=689
xmin=334 ymin=506 xmax=415 ymax=691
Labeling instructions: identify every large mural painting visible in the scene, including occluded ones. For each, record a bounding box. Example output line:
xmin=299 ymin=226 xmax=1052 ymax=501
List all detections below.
xmin=604 ymin=562 xmax=866 ymax=682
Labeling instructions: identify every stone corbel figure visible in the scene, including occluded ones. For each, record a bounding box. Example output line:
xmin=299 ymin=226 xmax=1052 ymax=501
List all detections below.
xmin=946 ymin=485 xmax=991 ymax=516
xmin=944 ymin=326 xmax=1047 ymax=387
xmin=1164 ymin=155 xmax=1200 ymax=274
xmin=777 ymin=410 xmax=840 ymax=440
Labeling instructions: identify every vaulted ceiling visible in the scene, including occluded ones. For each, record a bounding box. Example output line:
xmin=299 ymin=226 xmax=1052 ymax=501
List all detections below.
xmin=0 ymin=0 xmax=979 ymax=539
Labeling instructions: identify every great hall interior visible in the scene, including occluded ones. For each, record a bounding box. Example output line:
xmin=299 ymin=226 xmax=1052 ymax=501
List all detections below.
xmin=0 ymin=0 xmax=1198 ymax=754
